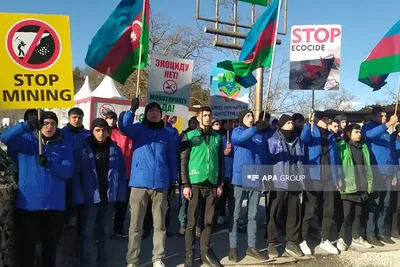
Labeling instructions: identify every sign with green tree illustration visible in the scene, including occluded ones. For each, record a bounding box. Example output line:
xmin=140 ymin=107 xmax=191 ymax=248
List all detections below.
xmin=210 ymin=66 xmax=249 ymax=120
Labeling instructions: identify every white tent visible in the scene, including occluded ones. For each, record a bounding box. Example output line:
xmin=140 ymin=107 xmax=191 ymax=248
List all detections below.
xmin=74 ymin=76 xmax=92 ymax=101
xmin=90 ymin=75 xmax=127 ymax=100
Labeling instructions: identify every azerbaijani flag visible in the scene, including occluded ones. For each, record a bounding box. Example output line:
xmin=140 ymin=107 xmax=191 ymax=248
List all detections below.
xmin=85 ymin=0 xmax=149 ymax=84
xmin=358 ymin=20 xmax=400 ymax=91
xmin=217 ymin=0 xmax=280 ymax=88
xmin=238 ymin=0 xmax=270 ymax=6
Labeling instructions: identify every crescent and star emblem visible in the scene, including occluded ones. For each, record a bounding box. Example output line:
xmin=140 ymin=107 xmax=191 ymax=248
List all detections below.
xmin=130 ymin=20 xmax=142 ymax=42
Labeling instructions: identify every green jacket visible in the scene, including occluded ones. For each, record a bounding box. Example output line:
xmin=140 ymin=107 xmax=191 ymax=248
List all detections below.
xmin=180 ymin=128 xmax=224 ymax=186
xmin=337 ymin=140 xmax=373 ymax=194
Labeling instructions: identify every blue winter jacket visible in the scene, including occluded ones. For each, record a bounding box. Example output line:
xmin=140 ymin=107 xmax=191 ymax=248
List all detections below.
xmin=71 ymin=137 xmax=127 ymax=206
xmin=361 ymin=121 xmax=394 ymax=176
xmin=267 ymin=131 xmax=305 ymax=190
xmin=121 ymin=111 xmax=178 ymax=190
xmin=221 ymin=134 xmax=233 ymax=179
xmin=231 ymin=126 xmax=267 ymax=190
xmin=166 ymin=122 xmax=180 ymax=151
xmin=1 ymin=122 xmax=74 ymax=211
xmin=300 ymin=123 xmax=340 ymax=186
xmin=60 ymin=125 xmax=91 ymax=149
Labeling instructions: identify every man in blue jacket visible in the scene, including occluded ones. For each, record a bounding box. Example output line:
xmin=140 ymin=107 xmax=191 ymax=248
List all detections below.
xmin=362 ymin=107 xmax=397 ymax=246
xmin=122 ymin=99 xmax=177 ymax=267
xmin=229 ymin=109 xmax=269 ymax=262
xmin=72 ymin=118 xmax=127 ymax=267
xmin=1 ymin=111 xmax=74 ymax=267
xmin=61 ymin=107 xmax=91 ymax=229
xmin=300 ymin=111 xmax=340 ymax=255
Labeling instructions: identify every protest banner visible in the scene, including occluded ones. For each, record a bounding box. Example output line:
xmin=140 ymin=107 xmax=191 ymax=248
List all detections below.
xmin=210 ymin=66 xmax=249 ymax=120
xmin=0 ymin=13 xmax=74 ymax=109
xmin=289 ymin=25 xmax=342 ymax=90
xmin=147 ymin=55 xmax=193 ymax=116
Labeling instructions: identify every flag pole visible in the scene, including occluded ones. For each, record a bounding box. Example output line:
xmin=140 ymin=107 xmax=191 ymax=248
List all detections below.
xmin=311 ymin=88 xmax=315 ymax=131
xmin=395 ymin=74 xmax=400 ymax=115
xmin=135 ymin=0 xmax=146 ymax=99
xmin=262 ymin=0 xmax=282 ymax=121
xmin=38 ymin=109 xmax=42 ymax=155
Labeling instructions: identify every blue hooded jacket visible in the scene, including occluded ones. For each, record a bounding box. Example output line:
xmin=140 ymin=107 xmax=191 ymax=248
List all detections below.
xmin=121 ymin=111 xmax=177 ymax=190
xmin=1 ymin=122 xmax=74 ymax=211
xmin=361 ymin=121 xmax=394 ymax=176
xmin=231 ymin=126 xmax=267 ymax=190
xmin=390 ymin=132 xmax=400 ymax=180
xmin=71 ymin=137 xmax=127 ymax=206
xmin=300 ymin=123 xmax=340 ymax=186
xmin=266 ymin=131 xmax=305 ymax=190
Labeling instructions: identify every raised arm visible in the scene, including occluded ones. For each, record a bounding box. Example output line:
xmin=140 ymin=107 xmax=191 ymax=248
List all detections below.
xmin=120 ymin=110 xmax=143 ymax=141
xmin=231 ymin=126 xmax=258 ymax=146
xmin=0 ymin=122 xmax=33 ymax=153
xmin=361 ymin=123 xmax=388 ymax=140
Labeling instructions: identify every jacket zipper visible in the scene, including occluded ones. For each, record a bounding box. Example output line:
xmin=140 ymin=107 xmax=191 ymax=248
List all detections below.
xmin=153 ymin=130 xmax=156 ymax=189
xmin=44 ymin=140 xmax=48 ymax=210
xmin=207 ymin=138 xmax=210 ymax=179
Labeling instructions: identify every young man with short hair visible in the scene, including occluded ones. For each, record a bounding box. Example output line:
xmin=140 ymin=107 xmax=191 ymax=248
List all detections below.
xmin=73 ymin=118 xmax=127 ymax=267
xmin=1 ymin=111 xmax=74 ymax=267
xmin=336 ymin=124 xmax=373 ymax=251
xmin=181 ymin=107 xmax=224 ymax=267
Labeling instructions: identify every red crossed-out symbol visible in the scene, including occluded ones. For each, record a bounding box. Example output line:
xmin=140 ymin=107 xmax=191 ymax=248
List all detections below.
xmin=6 ymin=19 xmax=61 ymax=70
xmin=162 ymin=79 xmax=178 ymax=95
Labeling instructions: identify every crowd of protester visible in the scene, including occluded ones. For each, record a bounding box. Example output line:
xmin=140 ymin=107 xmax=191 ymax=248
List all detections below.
xmin=2 ymin=99 xmax=400 ymax=267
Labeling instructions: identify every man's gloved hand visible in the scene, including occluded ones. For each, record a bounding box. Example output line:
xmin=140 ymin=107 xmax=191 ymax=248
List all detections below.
xmin=130 ymin=98 xmax=140 ymax=112
xmin=27 ymin=117 xmax=42 ymax=130
xmin=256 ymin=121 xmax=269 ymax=132
xmin=37 ymin=155 xmax=48 ymax=167
xmin=167 ymin=183 xmax=176 ymax=201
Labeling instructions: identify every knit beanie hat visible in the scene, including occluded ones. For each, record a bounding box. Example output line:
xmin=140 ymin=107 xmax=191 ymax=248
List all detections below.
xmin=40 ymin=111 xmax=58 ymax=125
xmin=292 ymin=113 xmax=305 ymax=122
xmin=238 ymin=109 xmax=253 ymax=127
xmin=144 ymin=102 xmax=162 ymax=117
xmin=24 ymin=109 xmax=38 ymax=121
xmin=279 ymin=114 xmax=292 ymax=128
xmin=91 ymin=118 xmax=108 ymax=132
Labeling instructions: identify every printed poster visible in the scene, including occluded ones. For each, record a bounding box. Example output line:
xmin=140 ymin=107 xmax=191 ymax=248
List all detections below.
xmin=210 ymin=66 xmax=249 ymax=120
xmin=289 ymin=24 xmax=342 ymax=90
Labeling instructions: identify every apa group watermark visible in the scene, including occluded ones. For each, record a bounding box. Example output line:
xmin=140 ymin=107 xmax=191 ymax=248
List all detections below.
xmin=247 ymin=174 xmax=306 ymax=182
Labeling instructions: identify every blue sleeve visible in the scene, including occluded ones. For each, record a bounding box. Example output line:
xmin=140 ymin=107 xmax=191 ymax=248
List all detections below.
xmin=222 ymin=135 xmax=227 ymax=150
xmin=174 ymin=128 xmax=180 ymax=151
xmin=167 ymin=135 xmax=178 ymax=184
xmin=300 ymin=123 xmax=312 ymax=144
xmin=362 ymin=124 xmax=388 ymax=140
xmin=0 ymin=122 xmax=32 ymax=153
xmin=46 ymin=143 xmax=74 ymax=180
xmin=116 ymin=147 xmax=128 ymax=202
xmin=120 ymin=110 xmax=142 ymax=140
xmin=71 ymin=148 xmax=84 ymax=206
xmin=231 ymin=126 xmax=258 ymax=146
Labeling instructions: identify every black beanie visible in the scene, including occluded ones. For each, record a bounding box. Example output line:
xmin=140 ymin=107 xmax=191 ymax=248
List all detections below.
xmin=279 ymin=114 xmax=292 ymax=128
xmin=238 ymin=109 xmax=253 ymax=127
xmin=144 ymin=102 xmax=162 ymax=117
xmin=24 ymin=109 xmax=38 ymax=121
xmin=40 ymin=111 xmax=58 ymax=125
xmin=68 ymin=107 xmax=84 ymax=117
xmin=292 ymin=113 xmax=305 ymax=122
xmin=91 ymin=118 xmax=108 ymax=132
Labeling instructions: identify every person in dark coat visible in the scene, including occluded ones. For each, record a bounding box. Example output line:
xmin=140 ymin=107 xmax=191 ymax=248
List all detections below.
xmin=266 ymin=114 xmax=304 ymax=258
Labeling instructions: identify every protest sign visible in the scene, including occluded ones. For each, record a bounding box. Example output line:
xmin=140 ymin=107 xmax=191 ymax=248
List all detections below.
xmin=210 ymin=66 xmax=249 ymax=120
xmin=147 ymin=55 xmax=193 ymax=116
xmin=0 ymin=13 xmax=74 ymax=109
xmin=289 ymin=25 xmax=342 ymax=90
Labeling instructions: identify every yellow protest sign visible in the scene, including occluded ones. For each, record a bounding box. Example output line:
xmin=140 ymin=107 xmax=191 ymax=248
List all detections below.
xmin=0 ymin=13 xmax=74 ymax=109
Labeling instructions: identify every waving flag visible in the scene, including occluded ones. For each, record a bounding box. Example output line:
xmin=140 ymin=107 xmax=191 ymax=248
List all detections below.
xmin=217 ymin=0 xmax=280 ymax=88
xmin=238 ymin=0 xmax=270 ymax=6
xmin=85 ymin=0 xmax=149 ymax=84
xmin=358 ymin=20 xmax=400 ymax=91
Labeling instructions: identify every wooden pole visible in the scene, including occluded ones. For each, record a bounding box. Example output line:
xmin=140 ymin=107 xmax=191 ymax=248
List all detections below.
xmin=38 ymin=109 xmax=42 ymax=155
xmin=135 ymin=0 xmax=147 ymax=99
xmin=262 ymin=0 xmax=282 ymax=121
xmin=311 ymin=88 xmax=315 ymax=131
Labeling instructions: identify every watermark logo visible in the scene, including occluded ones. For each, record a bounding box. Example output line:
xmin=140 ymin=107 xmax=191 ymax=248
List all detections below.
xmin=247 ymin=174 xmax=259 ymax=181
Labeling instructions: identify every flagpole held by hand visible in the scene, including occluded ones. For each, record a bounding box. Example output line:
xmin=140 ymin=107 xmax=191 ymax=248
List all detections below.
xmin=135 ymin=0 xmax=147 ymax=99
xmin=262 ymin=0 xmax=282 ymax=117
xmin=395 ymin=74 xmax=400 ymax=115
xmin=38 ymin=109 xmax=42 ymax=155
